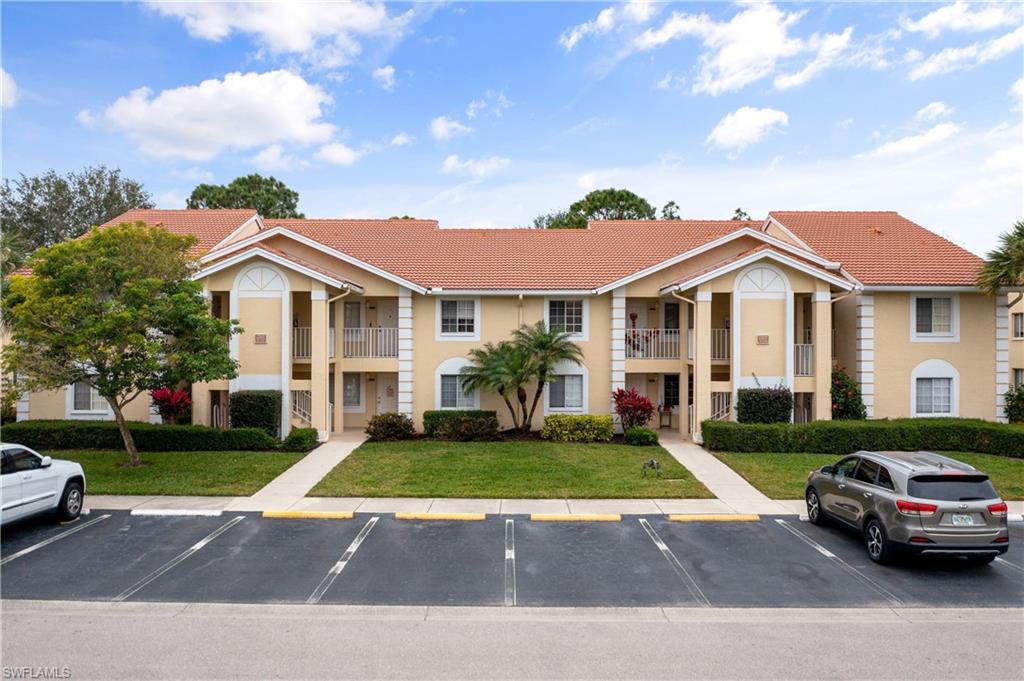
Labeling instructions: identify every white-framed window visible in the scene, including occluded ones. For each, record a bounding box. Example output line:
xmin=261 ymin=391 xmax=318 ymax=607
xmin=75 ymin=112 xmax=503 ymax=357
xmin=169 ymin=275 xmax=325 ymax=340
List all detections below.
xmin=1013 ymin=313 xmax=1024 ymax=339
xmin=1014 ymin=368 xmax=1024 ymax=389
xmin=343 ymin=373 xmax=362 ymax=410
xmin=434 ymin=357 xmax=479 ymax=409
xmin=548 ymin=374 xmax=584 ymax=410
xmin=435 ymin=298 xmax=480 ymax=341
xmin=911 ymin=295 xmax=959 ymax=342
xmin=72 ymin=382 xmax=106 ymax=412
xmin=544 ymin=297 xmax=589 ymax=340
xmin=910 ymin=359 xmax=959 ymax=417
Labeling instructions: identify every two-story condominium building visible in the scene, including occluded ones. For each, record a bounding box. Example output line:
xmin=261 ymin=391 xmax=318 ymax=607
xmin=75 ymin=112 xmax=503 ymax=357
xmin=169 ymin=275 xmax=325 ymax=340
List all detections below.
xmin=16 ymin=209 xmax=1004 ymax=442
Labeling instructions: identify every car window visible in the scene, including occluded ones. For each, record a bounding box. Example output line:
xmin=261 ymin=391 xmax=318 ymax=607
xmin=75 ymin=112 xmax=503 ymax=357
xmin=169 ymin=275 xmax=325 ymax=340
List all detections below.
xmin=908 ymin=475 xmax=997 ymax=502
xmin=0 ymin=452 xmax=14 ymax=475
xmin=853 ymin=459 xmax=880 ymax=485
xmin=833 ymin=457 xmax=860 ymax=478
xmin=876 ymin=466 xmax=895 ymax=490
xmin=7 ymin=449 xmax=42 ymax=472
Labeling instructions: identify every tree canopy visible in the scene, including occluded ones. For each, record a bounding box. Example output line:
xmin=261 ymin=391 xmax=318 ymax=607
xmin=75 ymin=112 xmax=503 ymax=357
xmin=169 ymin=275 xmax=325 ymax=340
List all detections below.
xmin=732 ymin=207 xmax=752 ymax=221
xmin=187 ymin=174 xmax=303 ymax=219
xmin=534 ymin=188 xmax=668 ymax=228
xmin=977 ymin=220 xmax=1024 ymax=297
xmin=2 ymin=222 xmax=241 ymax=465
xmin=0 ymin=165 xmax=153 ymax=257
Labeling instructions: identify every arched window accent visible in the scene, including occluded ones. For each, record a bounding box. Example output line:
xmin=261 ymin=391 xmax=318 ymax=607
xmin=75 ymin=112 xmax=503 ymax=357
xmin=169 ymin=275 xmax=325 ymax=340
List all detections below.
xmin=237 ymin=265 xmax=285 ymax=294
xmin=910 ymin=359 xmax=960 ymax=417
xmin=435 ymin=357 xmax=479 ymax=410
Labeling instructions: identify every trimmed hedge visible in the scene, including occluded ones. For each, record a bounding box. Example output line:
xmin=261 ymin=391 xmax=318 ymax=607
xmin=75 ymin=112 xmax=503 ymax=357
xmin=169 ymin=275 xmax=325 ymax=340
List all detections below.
xmin=540 ymin=414 xmax=614 ymax=443
xmin=282 ymin=427 xmax=319 ymax=452
xmin=435 ymin=412 xmax=500 ymax=441
xmin=624 ymin=426 xmax=659 ymax=446
xmin=736 ymin=387 xmax=793 ymax=423
xmin=1 ymin=420 xmax=277 ymax=451
xmin=422 ymin=410 xmax=498 ymax=437
xmin=702 ymin=418 xmax=1024 ymax=458
xmin=366 ymin=412 xmax=415 ymax=441
xmin=229 ymin=390 xmax=281 ymax=436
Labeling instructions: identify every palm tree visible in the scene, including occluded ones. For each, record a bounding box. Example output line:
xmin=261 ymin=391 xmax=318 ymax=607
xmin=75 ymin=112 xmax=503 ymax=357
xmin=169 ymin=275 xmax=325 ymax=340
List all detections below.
xmin=459 ymin=341 xmax=534 ymax=430
xmin=513 ymin=321 xmax=584 ymax=431
xmin=978 ymin=220 xmax=1024 ymax=298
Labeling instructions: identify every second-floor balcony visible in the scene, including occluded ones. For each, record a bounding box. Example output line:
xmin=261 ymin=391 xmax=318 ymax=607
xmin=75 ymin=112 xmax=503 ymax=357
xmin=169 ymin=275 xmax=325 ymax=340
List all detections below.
xmin=292 ymin=327 xmax=337 ymax=360
xmin=625 ymin=329 xmax=680 ymax=359
xmin=292 ymin=326 xmax=399 ymax=359
xmin=685 ymin=329 xmax=731 ymax=361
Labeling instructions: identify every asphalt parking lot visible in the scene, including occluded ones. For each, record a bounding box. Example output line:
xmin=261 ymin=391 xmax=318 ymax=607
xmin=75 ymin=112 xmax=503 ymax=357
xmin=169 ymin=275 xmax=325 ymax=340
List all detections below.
xmin=2 ymin=511 xmax=1021 ymax=608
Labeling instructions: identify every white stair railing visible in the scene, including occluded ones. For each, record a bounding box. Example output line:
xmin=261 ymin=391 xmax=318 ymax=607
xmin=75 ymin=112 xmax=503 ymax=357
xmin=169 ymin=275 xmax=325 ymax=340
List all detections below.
xmin=291 ymin=390 xmax=312 ymax=424
xmin=711 ymin=391 xmax=732 ymax=421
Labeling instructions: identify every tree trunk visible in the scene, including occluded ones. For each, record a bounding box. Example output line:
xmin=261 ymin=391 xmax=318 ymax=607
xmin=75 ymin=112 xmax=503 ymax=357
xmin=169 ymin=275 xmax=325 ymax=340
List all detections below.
xmin=109 ymin=399 xmax=142 ymax=467
xmin=497 ymin=388 xmax=519 ymax=430
xmin=523 ymin=383 xmax=544 ymax=432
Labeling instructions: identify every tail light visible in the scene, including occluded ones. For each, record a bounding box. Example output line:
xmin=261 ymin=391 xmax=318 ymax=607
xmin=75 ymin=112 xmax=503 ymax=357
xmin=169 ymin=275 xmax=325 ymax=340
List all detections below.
xmin=994 ymin=537 xmax=1009 ymax=544
xmin=909 ymin=536 xmax=933 ymax=544
xmin=987 ymin=502 xmax=1008 ymax=517
xmin=896 ymin=500 xmax=938 ymax=516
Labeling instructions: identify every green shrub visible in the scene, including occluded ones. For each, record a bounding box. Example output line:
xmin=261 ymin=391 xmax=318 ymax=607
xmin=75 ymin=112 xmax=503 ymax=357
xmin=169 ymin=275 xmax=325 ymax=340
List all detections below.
xmin=736 ymin=386 xmax=793 ymax=423
xmin=624 ymin=426 xmax=659 ymax=446
xmin=422 ymin=410 xmax=499 ymax=437
xmin=282 ymin=427 xmax=319 ymax=452
xmin=229 ymin=390 xmax=282 ymax=436
xmin=0 ymin=420 xmax=277 ymax=451
xmin=831 ymin=367 xmax=867 ymax=420
xmin=1004 ymin=385 xmax=1024 ymax=423
xmin=701 ymin=418 xmax=1024 ymax=458
xmin=435 ymin=412 xmax=500 ymax=441
xmin=366 ymin=412 xmax=415 ymax=441
xmin=540 ymin=414 xmax=614 ymax=442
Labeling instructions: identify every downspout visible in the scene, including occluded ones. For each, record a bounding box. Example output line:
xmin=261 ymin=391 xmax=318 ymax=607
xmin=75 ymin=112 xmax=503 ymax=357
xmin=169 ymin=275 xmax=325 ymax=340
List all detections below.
xmin=518 ymin=293 xmax=524 ymax=326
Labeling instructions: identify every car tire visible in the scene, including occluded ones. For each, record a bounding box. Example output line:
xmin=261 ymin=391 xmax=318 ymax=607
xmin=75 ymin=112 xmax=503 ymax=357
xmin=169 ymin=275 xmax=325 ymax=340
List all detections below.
xmin=805 ymin=488 xmax=826 ymax=526
xmin=864 ymin=518 xmax=891 ymax=565
xmin=966 ymin=555 xmax=996 ymax=566
xmin=57 ymin=481 xmax=84 ymax=521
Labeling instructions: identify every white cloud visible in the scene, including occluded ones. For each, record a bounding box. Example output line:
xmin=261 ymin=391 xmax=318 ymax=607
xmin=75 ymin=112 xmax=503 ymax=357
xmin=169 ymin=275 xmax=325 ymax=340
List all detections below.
xmin=901 ymin=1 xmax=1021 ymax=39
xmin=1 ymin=68 xmax=17 ymax=108
xmin=559 ymin=0 xmax=657 ymax=51
xmin=146 ymin=1 xmax=415 ymax=69
xmin=654 ymin=72 xmax=686 ymax=90
xmin=866 ymin=122 xmax=962 ymax=157
xmin=915 ymin=101 xmax=954 ymax=122
xmin=172 ymin=167 xmax=214 ymax=182
xmin=429 ymin=115 xmax=472 ymax=141
xmin=155 ymin=191 xmax=186 ymax=207
xmin=441 ymin=154 xmax=510 ymax=178
xmin=373 ymin=65 xmax=396 ymax=90
xmin=910 ymin=25 xmax=1024 ymax=80
xmin=252 ymin=144 xmax=295 ymax=170
xmin=576 ymin=172 xmax=600 ymax=190
xmin=1012 ymin=77 xmax=1024 ymax=111
xmin=774 ymin=27 xmax=853 ymax=90
xmin=465 ymin=90 xmax=511 ymax=119
xmin=707 ymin=107 xmax=789 ymax=152
xmin=315 ymin=142 xmax=362 ymax=166
xmin=390 ymin=132 xmax=414 ymax=147
xmin=78 ymin=70 xmax=334 ymax=161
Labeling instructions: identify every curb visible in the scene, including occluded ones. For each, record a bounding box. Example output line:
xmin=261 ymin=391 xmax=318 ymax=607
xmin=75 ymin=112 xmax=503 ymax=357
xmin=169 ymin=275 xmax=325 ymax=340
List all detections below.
xmin=530 ymin=513 xmax=621 ymax=522
xmin=262 ymin=511 xmax=354 ymax=519
xmin=395 ymin=512 xmax=486 ymax=521
xmin=668 ymin=514 xmax=760 ymax=522
xmin=130 ymin=509 xmax=223 ymax=517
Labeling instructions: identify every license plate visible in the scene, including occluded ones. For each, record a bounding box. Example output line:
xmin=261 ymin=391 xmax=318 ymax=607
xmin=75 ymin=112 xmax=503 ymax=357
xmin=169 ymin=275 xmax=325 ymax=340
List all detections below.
xmin=951 ymin=514 xmax=974 ymax=526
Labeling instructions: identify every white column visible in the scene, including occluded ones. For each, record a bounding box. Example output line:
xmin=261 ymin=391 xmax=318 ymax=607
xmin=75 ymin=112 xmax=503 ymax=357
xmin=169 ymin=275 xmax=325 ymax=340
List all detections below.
xmin=398 ymin=287 xmax=414 ymax=418
xmin=611 ymin=288 xmax=625 ymax=429
xmin=996 ymin=293 xmax=1010 ymax=423
xmin=856 ymin=293 xmax=875 ymax=418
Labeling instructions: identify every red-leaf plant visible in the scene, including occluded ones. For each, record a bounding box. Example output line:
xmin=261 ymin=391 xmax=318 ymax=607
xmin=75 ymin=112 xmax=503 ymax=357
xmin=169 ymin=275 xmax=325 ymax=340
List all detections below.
xmin=612 ymin=387 xmax=655 ymax=430
xmin=151 ymin=387 xmax=192 ymax=425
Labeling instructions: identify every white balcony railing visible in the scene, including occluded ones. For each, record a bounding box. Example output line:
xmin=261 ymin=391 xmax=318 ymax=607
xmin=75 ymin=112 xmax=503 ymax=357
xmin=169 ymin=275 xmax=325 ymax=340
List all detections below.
xmin=711 ymin=328 xmax=730 ymax=361
xmin=343 ymin=327 xmax=399 ymax=358
xmin=329 ymin=327 xmax=335 ymax=359
xmin=687 ymin=329 xmax=694 ymax=360
xmin=795 ymin=344 xmax=814 ymax=376
xmin=293 ymin=327 xmax=338 ymax=359
xmin=624 ymin=329 xmax=680 ymax=359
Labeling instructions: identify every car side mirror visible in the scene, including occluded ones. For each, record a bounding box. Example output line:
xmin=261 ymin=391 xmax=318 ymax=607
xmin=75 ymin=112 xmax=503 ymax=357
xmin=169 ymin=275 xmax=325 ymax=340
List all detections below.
xmin=40 ymin=456 xmax=52 ymax=468
xmin=819 ymin=465 xmax=833 ymax=475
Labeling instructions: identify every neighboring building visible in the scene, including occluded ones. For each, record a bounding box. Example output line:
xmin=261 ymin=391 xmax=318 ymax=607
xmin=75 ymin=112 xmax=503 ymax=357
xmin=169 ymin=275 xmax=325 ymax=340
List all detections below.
xmin=14 ymin=209 xmax=1004 ymax=441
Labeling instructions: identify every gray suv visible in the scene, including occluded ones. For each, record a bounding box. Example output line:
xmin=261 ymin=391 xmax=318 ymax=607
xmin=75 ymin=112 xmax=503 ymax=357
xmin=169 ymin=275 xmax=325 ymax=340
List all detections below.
xmin=805 ymin=451 xmax=1009 ymax=565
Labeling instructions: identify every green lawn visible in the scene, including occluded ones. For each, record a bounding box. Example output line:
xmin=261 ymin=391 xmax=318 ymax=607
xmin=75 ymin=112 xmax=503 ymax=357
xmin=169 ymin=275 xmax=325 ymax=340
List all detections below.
xmin=49 ymin=450 xmax=304 ymax=496
xmin=714 ymin=451 xmax=1024 ymax=500
xmin=310 ymin=440 xmax=713 ymax=498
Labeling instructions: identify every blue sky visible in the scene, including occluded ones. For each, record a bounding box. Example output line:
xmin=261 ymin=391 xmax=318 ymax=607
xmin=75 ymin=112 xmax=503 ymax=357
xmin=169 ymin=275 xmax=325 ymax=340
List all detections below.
xmin=2 ymin=1 xmax=1021 ymax=254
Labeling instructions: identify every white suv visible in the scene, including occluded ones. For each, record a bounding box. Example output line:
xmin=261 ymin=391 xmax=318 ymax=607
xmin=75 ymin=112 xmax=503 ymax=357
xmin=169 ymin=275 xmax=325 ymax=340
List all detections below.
xmin=1 ymin=443 xmax=86 ymax=525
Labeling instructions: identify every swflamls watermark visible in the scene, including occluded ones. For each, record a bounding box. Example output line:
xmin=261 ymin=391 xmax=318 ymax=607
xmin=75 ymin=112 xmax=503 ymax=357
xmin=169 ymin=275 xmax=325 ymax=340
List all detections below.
xmin=2 ymin=667 xmax=71 ymax=679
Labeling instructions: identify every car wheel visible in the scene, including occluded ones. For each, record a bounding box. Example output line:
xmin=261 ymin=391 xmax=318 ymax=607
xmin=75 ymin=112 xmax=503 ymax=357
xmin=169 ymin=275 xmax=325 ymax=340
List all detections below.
xmin=805 ymin=488 xmax=825 ymax=526
xmin=966 ymin=555 xmax=996 ymax=566
xmin=864 ymin=518 xmax=891 ymax=565
xmin=57 ymin=481 xmax=83 ymax=521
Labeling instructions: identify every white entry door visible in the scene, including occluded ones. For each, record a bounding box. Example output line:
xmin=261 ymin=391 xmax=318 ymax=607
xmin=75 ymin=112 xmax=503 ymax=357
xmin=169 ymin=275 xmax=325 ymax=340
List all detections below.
xmin=377 ymin=375 xmax=398 ymax=414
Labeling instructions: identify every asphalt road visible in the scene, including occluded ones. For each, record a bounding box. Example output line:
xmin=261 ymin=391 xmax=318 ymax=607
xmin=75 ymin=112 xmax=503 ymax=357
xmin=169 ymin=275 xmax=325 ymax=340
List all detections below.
xmin=1 ymin=511 xmax=1022 ymax=608
xmin=2 ymin=600 xmax=1022 ymax=680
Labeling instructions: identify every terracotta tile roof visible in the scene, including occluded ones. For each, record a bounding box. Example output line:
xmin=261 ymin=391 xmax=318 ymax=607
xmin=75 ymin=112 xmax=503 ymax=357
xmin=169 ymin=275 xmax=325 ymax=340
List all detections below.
xmin=666 ymin=243 xmax=847 ymax=290
xmin=204 ymin=243 xmax=363 ymax=290
xmin=263 ymin=218 xmax=760 ymax=290
xmin=769 ymin=211 xmax=982 ymax=286
xmin=102 ymin=209 xmax=257 ymax=254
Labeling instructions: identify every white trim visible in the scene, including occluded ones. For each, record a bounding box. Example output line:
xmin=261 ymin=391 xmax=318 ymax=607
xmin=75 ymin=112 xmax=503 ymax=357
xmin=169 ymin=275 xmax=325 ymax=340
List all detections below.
xmin=435 ymin=297 xmax=481 ymax=342
xmin=732 ymin=264 xmax=794 ymax=411
xmin=434 ymin=357 xmax=479 ymax=410
xmin=341 ymin=372 xmax=366 ymax=413
xmin=64 ymin=382 xmax=112 ymax=420
xmin=910 ymin=359 xmax=960 ymax=418
xmin=543 ymin=360 xmax=589 ymax=416
xmin=910 ymin=293 xmax=960 ymax=343
xmin=200 ymin=226 xmax=427 ymax=294
xmin=996 ymin=294 xmax=1010 ymax=422
xmin=856 ymin=294 xmax=875 ymax=418
xmin=206 ymin=212 xmax=261 ymax=252
xmin=195 ymin=247 xmax=362 ymax=294
xmin=544 ymin=296 xmax=590 ymax=341
xmin=762 ymin=215 xmax=816 ymax=253
xmin=661 ymin=249 xmax=856 ymax=295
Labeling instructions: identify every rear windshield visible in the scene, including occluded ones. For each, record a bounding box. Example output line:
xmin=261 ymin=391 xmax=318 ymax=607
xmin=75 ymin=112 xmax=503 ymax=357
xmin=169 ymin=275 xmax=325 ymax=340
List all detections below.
xmin=907 ymin=475 xmax=997 ymax=502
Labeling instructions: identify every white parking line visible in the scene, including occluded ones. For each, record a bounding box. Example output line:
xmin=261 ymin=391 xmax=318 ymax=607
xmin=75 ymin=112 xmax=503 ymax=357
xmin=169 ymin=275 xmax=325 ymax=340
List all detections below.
xmin=307 ymin=516 xmax=379 ymax=605
xmin=504 ymin=519 xmax=516 ymax=607
xmin=130 ymin=509 xmax=223 ymax=517
xmin=112 ymin=516 xmax=245 ymax=602
xmin=638 ymin=518 xmax=710 ymax=607
xmin=0 ymin=514 xmax=112 ymax=566
xmin=774 ymin=519 xmax=904 ymax=606
xmin=994 ymin=557 xmax=1024 ymax=574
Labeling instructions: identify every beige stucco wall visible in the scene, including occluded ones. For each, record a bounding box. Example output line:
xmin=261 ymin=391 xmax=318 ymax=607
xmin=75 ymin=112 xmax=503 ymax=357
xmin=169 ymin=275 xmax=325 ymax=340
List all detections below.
xmin=738 ymin=298 xmax=786 ymax=377
xmin=27 ymin=387 xmax=151 ymax=422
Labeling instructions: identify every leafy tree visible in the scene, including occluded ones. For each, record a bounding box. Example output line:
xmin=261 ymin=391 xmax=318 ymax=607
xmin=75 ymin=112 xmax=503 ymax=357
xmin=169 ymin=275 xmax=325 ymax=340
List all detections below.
xmin=660 ymin=201 xmax=681 ymax=220
xmin=2 ymin=223 xmax=241 ymax=466
xmin=187 ymin=174 xmax=303 ymax=219
xmin=1004 ymin=384 xmax=1024 ymax=423
xmin=831 ymin=367 xmax=866 ymax=420
xmin=460 ymin=341 xmax=534 ymax=430
xmin=535 ymin=188 xmax=659 ymax=228
xmin=977 ymin=220 xmax=1024 ymax=297
xmin=512 ymin=321 xmax=585 ymax=430
xmin=732 ymin=207 xmax=752 ymax=221
xmin=0 ymin=165 xmax=153 ymax=251
xmin=533 ymin=209 xmax=587 ymax=229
